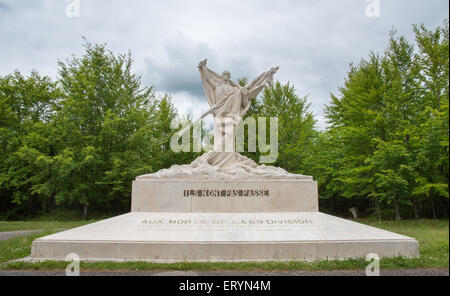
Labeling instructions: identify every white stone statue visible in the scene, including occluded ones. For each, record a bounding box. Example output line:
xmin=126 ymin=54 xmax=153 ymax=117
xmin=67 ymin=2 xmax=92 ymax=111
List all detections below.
xmin=177 ymin=59 xmax=279 ymax=153
xmin=197 ymin=59 xmax=279 ymax=153
xmin=138 ymin=60 xmax=312 ymax=180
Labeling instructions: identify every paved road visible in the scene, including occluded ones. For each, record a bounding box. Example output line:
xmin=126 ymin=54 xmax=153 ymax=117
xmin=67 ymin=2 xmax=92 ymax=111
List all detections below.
xmin=0 ymin=230 xmax=43 ymax=242
xmin=0 ymin=269 xmax=448 ymax=276
xmin=0 ymin=228 xmax=68 ymax=242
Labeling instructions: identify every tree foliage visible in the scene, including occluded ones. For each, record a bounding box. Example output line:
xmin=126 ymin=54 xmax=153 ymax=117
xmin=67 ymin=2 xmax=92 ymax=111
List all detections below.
xmin=0 ymin=42 xmax=199 ymax=219
xmin=307 ymin=20 xmax=449 ymax=219
xmin=0 ymin=21 xmax=448 ymax=220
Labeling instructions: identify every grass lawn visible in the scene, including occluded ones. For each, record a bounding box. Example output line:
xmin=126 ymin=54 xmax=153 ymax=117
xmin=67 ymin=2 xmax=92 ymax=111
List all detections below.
xmin=0 ymin=220 xmax=98 ymax=232
xmin=0 ymin=218 xmax=448 ymax=271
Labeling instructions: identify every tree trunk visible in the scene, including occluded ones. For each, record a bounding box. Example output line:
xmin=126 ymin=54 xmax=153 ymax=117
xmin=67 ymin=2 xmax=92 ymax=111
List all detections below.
xmin=28 ymin=196 xmax=33 ymax=217
xmin=413 ymin=196 xmax=419 ymax=219
xmin=374 ymin=197 xmax=382 ymax=222
xmin=82 ymin=204 xmax=88 ymax=220
xmin=394 ymin=196 xmax=401 ymax=220
xmin=430 ymin=196 xmax=437 ymax=219
xmin=42 ymin=197 xmax=47 ymax=214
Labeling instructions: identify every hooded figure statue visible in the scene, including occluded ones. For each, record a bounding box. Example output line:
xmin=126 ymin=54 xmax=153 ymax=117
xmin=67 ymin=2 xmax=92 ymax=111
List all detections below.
xmin=195 ymin=59 xmax=279 ymax=152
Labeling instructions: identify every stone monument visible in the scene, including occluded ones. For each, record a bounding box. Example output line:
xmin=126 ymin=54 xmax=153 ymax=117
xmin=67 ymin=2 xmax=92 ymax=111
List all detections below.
xmin=30 ymin=60 xmax=419 ymax=262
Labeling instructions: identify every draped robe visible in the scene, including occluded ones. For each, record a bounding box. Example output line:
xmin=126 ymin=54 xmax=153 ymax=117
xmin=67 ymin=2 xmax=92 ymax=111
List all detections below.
xmin=198 ymin=64 xmax=277 ymax=152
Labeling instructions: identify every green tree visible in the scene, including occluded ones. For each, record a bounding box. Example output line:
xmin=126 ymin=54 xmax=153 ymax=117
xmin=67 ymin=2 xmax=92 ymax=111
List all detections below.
xmin=55 ymin=41 xmax=156 ymax=218
xmin=259 ymin=82 xmax=316 ymax=172
xmin=0 ymin=71 xmax=61 ymax=218
xmin=411 ymin=20 xmax=449 ymax=218
xmin=320 ymin=21 xmax=449 ymax=219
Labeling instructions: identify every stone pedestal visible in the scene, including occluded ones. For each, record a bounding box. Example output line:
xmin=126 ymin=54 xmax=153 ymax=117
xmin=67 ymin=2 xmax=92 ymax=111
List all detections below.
xmin=131 ymin=179 xmax=319 ymax=213
xmin=30 ymin=212 xmax=419 ymax=261
xmin=30 ymin=152 xmax=420 ymax=262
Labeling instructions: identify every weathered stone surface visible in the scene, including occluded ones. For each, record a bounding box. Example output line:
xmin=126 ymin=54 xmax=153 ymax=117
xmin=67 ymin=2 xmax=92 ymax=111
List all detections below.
xmin=137 ymin=151 xmax=311 ymax=181
xmin=30 ymin=212 xmax=420 ymax=262
xmin=131 ymin=179 xmax=318 ymax=212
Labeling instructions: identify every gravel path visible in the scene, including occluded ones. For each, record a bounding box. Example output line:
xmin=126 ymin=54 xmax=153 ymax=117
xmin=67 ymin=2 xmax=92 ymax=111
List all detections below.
xmin=0 ymin=230 xmax=43 ymax=242
xmin=0 ymin=269 xmax=448 ymax=276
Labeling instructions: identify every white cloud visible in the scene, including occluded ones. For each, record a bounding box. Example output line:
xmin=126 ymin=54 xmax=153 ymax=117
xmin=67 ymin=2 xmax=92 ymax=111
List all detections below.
xmin=0 ymin=0 xmax=448 ymax=129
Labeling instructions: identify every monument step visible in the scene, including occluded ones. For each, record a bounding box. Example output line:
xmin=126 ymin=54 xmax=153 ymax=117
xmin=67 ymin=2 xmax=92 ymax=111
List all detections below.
xmin=30 ymin=212 xmax=419 ymax=262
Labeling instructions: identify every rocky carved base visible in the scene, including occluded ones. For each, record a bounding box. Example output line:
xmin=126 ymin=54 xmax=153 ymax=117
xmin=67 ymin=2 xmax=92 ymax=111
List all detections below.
xmin=137 ymin=151 xmax=311 ymax=181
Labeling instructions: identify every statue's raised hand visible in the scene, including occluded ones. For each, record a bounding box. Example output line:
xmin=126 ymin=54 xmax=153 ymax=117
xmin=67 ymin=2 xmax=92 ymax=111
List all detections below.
xmin=270 ymin=66 xmax=279 ymax=74
xmin=198 ymin=59 xmax=208 ymax=68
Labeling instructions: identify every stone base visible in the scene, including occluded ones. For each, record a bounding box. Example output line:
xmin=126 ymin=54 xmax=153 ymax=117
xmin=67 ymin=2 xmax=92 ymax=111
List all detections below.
xmin=30 ymin=212 xmax=419 ymax=262
xmin=131 ymin=179 xmax=319 ymax=212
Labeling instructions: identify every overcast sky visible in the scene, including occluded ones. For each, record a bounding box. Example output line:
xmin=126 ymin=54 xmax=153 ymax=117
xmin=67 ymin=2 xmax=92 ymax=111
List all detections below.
xmin=0 ymin=0 xmax=448 ymax=128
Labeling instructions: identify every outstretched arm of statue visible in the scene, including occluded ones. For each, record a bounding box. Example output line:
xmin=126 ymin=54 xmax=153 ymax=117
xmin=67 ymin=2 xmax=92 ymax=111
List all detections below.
xmin=242 ymin=66 xmax=280 ymax=101
xmin=198 ymin=59 xmax=223 ymax=87
xmin=198 ymin=59 xmax=208 ymax=69
xmin=266 ymin=66 xmax=279 ymax=87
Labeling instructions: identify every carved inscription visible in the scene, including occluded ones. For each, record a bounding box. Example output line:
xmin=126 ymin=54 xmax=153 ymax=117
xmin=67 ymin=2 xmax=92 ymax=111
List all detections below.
xmin=142 ymin=218 xmax=313 ymax=225
xmin=183 ymin=189 xmax=270 ymax=198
